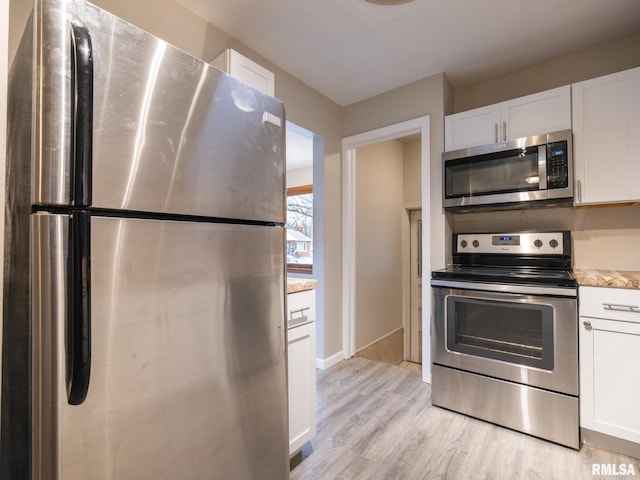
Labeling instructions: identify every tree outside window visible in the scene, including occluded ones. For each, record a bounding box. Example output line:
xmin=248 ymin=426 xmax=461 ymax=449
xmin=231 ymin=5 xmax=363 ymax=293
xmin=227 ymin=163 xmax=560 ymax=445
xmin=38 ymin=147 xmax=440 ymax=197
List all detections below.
xmin=286 ymin=185 xmax=313 ymax=274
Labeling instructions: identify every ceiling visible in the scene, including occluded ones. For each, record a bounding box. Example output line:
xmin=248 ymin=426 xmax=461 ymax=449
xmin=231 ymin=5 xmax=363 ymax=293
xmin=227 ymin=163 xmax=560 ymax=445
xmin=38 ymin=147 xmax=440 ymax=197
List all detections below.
xmin=175 ymin=0 xmax=640 ymax=106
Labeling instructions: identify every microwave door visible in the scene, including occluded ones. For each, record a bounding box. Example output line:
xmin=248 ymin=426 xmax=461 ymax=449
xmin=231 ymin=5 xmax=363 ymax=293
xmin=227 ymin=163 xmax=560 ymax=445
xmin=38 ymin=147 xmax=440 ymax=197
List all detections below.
xmin=442 ymin=129 xmax=573 ymax=211
xmin=445 ymin=147 xmax=541 ymax=197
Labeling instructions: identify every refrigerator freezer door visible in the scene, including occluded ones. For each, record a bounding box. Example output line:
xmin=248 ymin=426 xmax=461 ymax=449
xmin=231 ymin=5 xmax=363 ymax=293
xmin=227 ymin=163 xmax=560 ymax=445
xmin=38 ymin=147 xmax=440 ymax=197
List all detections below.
xmin=33 ymin=0 xmax=284 ymax=223
xmin=32 ymin=213 xmax=288 ymax=479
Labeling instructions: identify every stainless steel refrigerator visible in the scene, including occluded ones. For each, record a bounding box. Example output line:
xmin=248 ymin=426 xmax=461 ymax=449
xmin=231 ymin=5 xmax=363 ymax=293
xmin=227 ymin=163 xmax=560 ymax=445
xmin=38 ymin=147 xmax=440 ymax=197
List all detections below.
xmin=1 ymin=0 xmax=289 ymax=478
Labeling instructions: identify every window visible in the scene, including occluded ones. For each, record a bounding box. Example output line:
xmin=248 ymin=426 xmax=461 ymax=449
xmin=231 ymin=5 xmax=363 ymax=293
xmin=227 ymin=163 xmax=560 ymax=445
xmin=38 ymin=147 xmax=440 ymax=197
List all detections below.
xmin=286 ymin=184 xmax=313 ymax=274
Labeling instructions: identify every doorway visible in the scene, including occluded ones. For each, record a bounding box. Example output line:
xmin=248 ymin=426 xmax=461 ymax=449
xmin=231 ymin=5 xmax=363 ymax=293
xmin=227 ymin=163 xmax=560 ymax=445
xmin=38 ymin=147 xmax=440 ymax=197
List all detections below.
xmin=341 ymin=116 xmax=431 ymax=383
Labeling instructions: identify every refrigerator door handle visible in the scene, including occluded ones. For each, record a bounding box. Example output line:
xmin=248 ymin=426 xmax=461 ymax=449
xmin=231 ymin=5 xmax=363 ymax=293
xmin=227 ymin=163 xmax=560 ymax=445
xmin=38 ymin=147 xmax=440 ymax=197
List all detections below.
xmin=70 ymin=22 xmax=93 ymax=207
xmin=67 ymin=211 xmax=92 ymax=405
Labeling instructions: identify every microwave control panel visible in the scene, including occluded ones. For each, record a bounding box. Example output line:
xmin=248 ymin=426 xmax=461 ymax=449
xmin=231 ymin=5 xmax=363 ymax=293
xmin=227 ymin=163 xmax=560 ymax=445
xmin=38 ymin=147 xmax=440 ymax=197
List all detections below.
xmin=546 ymin=141 xmax=569 ymax=189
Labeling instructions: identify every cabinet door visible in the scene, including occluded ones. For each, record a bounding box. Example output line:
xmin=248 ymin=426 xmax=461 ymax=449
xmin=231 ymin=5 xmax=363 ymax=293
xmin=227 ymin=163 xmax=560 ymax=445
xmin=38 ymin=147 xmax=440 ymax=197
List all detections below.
xmin=572 ymin=67 xmax=640 ymax=204
xmin=287 ymin=322 xmax=317 ymax=454
xmin=444 ymin=104 xmax=501 ymax=151
xmin=502 ymin=85 xmax=571 ymax=141
xmin=579 ymin=316 xmax=640 ymax=444
xmin=211 ymin=49 xmax=275 ymax=96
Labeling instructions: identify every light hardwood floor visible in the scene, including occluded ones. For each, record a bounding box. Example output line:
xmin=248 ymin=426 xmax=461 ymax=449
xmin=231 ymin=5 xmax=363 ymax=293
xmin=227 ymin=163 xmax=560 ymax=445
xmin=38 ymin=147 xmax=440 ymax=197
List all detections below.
xmin=290 ymin=357 xmax=639 ymax=480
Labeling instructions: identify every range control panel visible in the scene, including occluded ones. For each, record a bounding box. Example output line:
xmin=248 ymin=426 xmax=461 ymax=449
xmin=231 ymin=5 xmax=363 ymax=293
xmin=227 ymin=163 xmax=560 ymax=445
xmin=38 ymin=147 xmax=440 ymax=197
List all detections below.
xmin=456 ymin=232 xmax=568 ymax=255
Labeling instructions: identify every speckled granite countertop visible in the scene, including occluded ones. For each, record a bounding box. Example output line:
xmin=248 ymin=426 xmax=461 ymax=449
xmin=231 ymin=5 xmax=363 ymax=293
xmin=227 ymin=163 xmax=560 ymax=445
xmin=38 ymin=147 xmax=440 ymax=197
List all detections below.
xmin=574 ymin=269 xmax=640 ymax=289
xmin=287 ymin=278 xmax=318 ymax=294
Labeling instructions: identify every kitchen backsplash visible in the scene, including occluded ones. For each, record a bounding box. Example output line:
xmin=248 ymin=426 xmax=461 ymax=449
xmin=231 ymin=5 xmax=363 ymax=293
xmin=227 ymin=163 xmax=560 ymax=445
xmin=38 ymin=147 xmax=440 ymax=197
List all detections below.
xmin=450 ymin=204 xmax=640 ymax=270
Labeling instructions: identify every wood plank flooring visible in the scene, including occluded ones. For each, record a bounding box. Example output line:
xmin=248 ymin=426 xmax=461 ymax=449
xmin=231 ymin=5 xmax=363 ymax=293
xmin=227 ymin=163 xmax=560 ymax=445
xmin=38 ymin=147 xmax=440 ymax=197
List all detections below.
xmin=290 ymin=357 xmax=639 ymax=480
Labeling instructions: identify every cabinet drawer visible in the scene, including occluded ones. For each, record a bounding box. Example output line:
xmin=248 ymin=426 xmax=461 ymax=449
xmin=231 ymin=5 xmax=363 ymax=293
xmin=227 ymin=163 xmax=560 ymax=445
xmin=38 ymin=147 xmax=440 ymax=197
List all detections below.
xmin=287 ymin=289 xmax=316 ymax=328
xmin=579 ymin=286 xmax=640 ymax=323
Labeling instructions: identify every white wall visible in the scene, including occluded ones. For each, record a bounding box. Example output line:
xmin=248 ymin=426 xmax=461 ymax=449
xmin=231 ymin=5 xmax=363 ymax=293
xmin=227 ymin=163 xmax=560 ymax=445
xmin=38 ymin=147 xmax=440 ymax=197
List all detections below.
xmin=286 ymin=166 xmax=312 ymax=189
xmin=354 ymin=140 xmax=404 ymax=350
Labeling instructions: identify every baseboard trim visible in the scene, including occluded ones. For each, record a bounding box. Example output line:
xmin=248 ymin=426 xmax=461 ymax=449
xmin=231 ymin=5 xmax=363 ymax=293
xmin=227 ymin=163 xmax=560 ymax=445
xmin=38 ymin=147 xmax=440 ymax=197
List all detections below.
xmin=316 ymin=351 xmax=343 ymax=370
xmin=581 ymin=428 xmax=640 ymax=460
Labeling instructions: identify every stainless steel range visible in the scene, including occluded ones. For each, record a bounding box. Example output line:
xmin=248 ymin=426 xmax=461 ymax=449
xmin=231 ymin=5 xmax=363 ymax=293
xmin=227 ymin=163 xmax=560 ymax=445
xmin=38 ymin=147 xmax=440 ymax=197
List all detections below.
xmin=430 ymin=231 xmax=579 ymax=449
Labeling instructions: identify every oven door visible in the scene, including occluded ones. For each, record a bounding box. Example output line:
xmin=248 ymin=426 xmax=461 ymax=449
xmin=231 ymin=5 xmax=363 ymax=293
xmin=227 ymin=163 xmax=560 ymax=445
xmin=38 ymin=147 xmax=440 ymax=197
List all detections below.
xmin=432 ymin=285 xmax=578 ymax=396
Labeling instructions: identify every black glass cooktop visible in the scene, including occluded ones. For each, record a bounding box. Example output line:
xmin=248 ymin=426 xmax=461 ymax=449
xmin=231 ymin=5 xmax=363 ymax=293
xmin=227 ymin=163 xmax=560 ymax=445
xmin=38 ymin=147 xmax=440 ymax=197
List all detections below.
xmin=431 ymin=265 xmax=577 ymax=288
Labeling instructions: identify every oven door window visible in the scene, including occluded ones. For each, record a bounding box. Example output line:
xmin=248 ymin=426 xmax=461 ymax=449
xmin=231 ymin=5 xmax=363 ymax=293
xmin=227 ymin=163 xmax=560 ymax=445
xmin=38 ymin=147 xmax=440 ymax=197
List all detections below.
xmin=445 ymin=296 xmax=554 ymax=370
xmin=445 ymin=146 xmax=540 ymax=199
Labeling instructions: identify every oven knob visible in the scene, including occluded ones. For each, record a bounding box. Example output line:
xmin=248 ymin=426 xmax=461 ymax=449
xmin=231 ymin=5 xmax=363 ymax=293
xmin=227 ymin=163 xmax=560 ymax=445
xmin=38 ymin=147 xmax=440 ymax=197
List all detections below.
xmin=534 ymin=239 xmax=543 ymax=248
xmin=460 ymin=240 xmax=468 ymax=248
xmin=472 ymin=240 xmax=480 ymax=248
xmin=549 ymin=239 xmax=559 ymax=249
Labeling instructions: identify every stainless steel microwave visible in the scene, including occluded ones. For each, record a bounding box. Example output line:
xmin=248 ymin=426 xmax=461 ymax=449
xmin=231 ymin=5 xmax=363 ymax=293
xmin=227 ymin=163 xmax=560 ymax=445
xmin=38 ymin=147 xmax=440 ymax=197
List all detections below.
xmin=442 ymin=130 xmax=573 ymax=211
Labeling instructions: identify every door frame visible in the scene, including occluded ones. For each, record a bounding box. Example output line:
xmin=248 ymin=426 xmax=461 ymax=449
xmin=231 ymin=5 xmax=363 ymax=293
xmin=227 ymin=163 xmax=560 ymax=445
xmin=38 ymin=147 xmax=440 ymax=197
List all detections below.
xmin=341 ymin=115 xmax=431 ymax=383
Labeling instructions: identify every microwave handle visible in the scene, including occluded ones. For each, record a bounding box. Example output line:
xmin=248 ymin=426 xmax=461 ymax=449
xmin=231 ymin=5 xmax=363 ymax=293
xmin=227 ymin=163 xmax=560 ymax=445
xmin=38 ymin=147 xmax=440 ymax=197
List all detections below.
xmin=538 ymin=145 xmax=547 ymax=190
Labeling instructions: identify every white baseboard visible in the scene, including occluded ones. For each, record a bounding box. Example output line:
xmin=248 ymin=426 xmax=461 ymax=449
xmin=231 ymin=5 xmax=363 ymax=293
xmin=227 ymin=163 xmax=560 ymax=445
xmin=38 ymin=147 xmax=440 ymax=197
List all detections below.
xmin=316 ymin=351 xmax=343 ymax=370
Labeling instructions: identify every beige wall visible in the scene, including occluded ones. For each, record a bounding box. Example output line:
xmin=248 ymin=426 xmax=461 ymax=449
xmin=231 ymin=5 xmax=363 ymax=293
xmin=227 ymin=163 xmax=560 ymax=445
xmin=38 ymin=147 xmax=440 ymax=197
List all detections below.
xmin=343 ymin=73 xmax=450 ymax=272
xmin=353 ymin=138 xmax=421 ymax=352
xmin=452 ymin=205 xmax=640 ymax=271
xmin=448 ymin=33 xmax=640 ymax=272
xmin=454 ymin=31 xmax=640 ymax=112
xmin=6 ymin=0 xmax=344 ymax=361
xmin=89 ymin=0 xmax=344 ymax=361
xmin=5 ymin=0 xmax=640 ymax=365
xmin=403 ymin=140 xmax=421 ymax=205
xmin=355 ymin=141 xmax=404 ymax=350
xmin=1 ymin=0 xmax=8 ymax=414
xmin=7 ymin=0 xmax=30 ymax=65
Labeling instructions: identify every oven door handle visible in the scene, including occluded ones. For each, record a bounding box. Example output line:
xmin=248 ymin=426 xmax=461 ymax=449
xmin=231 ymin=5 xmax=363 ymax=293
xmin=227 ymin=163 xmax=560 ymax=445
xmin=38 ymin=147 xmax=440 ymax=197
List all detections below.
xmin=430 ymin=279 xmax=577 ymax=297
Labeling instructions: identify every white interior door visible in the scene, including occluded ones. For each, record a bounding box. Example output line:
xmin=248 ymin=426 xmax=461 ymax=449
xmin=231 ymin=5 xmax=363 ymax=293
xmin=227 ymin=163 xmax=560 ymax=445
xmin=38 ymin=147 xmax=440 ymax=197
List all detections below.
xmin=409 ymin=209 xmax=422 ymax=363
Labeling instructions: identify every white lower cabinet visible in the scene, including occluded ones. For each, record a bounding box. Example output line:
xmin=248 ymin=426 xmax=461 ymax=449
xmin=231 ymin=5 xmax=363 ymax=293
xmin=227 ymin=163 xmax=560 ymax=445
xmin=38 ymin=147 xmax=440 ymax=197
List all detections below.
xmin=287 ymin=321 xmax=316 ymax=455
xmin=287 ymin=288 xmax=317 ymax=455
xmin=579 ymin=286 xmax=640 ymax=445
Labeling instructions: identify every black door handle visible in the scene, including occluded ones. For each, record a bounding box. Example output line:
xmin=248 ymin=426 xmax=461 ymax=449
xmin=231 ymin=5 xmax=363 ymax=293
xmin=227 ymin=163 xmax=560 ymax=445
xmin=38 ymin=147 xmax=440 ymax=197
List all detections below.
xmin=67 ymin=211 xmax=91 ymax=405
xmin=70 ymin=22 xmax=93 ymax=207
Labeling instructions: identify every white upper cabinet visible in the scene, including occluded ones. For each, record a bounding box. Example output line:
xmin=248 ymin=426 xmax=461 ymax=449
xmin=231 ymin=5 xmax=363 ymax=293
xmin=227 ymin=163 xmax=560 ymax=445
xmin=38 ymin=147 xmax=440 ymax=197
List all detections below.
xmin=445 ymin=104 xmax=501 ymax=152
xmin=572 ymin=66 xmax=640 ymax=205
xmin=501 ymin=87 xmax=572 ymax=141
xmin=211 ymin=48 xmax=275 ymax=97
xmin=445 ymin=86 xmax=571 ymax=152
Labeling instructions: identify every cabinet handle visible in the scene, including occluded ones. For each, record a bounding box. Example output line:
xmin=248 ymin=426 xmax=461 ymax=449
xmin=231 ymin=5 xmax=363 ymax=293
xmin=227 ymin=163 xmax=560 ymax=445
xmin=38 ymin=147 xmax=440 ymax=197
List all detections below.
xmin=494 ymin=123 xmax=498 ymax=143
xmin=603 ymin=303 xmax=640 ymax=313
xmin=502 ymin=121 xmax=506 ymax=141
xmin=576 ymin=179 xmax=582 ymax=203
xmin=289 ymin=307 xmax=310 ymax=328
xmin=583 ymin=320 xmax=592 ymax=330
